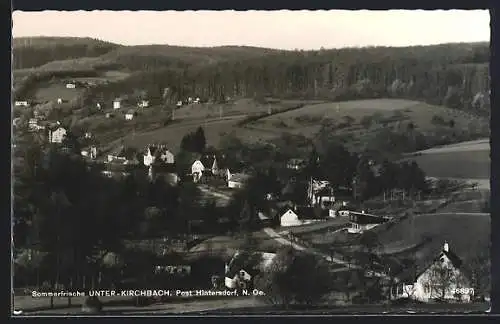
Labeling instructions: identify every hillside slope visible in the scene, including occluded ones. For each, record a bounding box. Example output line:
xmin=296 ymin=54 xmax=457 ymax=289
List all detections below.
xmin=13 ymin=37 xmax=121 ymax=69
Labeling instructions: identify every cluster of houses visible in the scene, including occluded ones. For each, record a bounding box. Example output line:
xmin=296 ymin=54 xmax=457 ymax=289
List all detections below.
xmin=221 ymin=240 xmax=476 ymax=303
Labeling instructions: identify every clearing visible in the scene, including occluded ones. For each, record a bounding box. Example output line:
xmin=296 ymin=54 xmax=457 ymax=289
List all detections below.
xmin=33 ymin=83 xmax=86 ymax=102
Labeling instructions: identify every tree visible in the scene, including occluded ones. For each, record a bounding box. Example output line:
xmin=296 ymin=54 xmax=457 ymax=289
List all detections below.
xmin=353 ymin=157 xmax=377 ymax=200
xmin=177 ymin=182 xmax=203 ymax=234
xmin=140 ymin=206 xmax=163 ymax=237
xmin=193 ymin=126 xmax=207 ymax=153
xmin=463 ymin=251 xmax=490 ymax=300
xmin=426 ymin=258 xmax=468 ymax=301
xmin=254 ymin=246 xmax=333 ymax=308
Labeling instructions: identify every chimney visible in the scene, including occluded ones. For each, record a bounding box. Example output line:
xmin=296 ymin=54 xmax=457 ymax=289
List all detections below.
xmin=443 ymin=241 xmax=449 ymax=253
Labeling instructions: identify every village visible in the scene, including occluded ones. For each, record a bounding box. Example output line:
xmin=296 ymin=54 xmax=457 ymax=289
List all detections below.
xmin=13 ymin=84 xmax=490 ymax=313
xmin=11 ymin=9 xmax=492 ymax=313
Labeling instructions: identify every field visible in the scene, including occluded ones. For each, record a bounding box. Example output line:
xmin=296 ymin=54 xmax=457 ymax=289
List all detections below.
xmin=409 ymin=151 xmax=490 ymax=179
xmin=106 ymin=98 xmax=488 ymax=154
xmin=374 ymin=213 xmax=490 ymax=262
xmin=33 ymin=83 xmax=86 ymax=102
xmin=405 ymin=139 xmax=490 ymax=180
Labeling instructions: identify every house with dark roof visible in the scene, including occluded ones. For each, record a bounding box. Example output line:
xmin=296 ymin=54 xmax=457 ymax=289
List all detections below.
xmin=278 ymin=206 xmax=330 ymax=227
xmin=286 ymin=158 xmax=307 ymax=171
xmin=391 ymin=242 xmax=472 ymax=303
xmin=347 ymin=210 xmax=390 ymax=234
xmin=125 ymin=109 xmax=137 ymax=120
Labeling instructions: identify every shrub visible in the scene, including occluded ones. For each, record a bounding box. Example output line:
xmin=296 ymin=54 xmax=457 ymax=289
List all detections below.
xmin=81 ymin=296 xmax=103 ymax=313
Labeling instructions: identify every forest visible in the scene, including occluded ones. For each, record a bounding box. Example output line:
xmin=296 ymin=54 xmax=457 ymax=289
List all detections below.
xmin=13 ymin=38 xmax=491 ymax=118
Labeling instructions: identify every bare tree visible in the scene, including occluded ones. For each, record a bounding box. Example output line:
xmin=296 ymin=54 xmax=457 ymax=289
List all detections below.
xmin=426 ymin=259 xmax=467 ymax=301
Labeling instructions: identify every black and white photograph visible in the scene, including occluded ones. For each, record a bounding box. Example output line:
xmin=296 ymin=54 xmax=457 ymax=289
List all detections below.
xmin=11 ymin=9 xmax=491 ymax=315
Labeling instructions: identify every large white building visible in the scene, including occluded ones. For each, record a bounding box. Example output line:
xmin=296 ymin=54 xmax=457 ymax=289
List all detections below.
xmin=48 ymin=125 xmax=67 ymax=143
xmin=191 ymin=160 xmax=205 ymax=183
xmin=391 ymin=242 xmax=472 ymax=303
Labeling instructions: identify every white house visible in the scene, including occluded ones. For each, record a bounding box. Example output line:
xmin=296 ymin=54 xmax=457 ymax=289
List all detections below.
xmin=48 ymin=125 xmax=67 ymax=143
xmin=57 ymin=98 xmax=63 ymax=104
xmin=347 ymin=210 xmax=389 ymax=234
xmin=138 ymin=100 xmax=149 ymax=108
xmin=227 ymin=172 xmax=250 ymax=189
xmin=280 ymin=208 xmax=302 ymax=227
xmin=176 ymin=101 xmax=183 ymax=107
xmin=28 ymin=118 xmax=38 ymax=131
xmin=113 ymin=99 xmax=122 ymax=110
xmin=392 ymin=242 xmax=472 ymax=303
xmin=82 ymin=146 xmax=97 ymax=159
xmin=125 ymin=109 xmax=136 ymax=120
xmin=191 ymin=160 xmax=205 ymax=183
xmin=225 ymin=251 xmax=276 ymax=289
xmin=96 ymin=102 xmax=102 ymax=110
xmin=194 ymin=97 xmax=200 ymax=104
xmin=14 ymin=101 xmax=29 ymax=107
xmin=143 ymin=145 xmax=175 ymax=166
xmin=66 ymin=83 xmax=76 ymax=89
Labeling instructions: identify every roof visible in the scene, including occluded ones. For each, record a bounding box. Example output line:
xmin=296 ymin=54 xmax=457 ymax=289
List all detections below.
xmin=395 ymin=242 xmax=465 ymax=284
xmin=295 ymin=206 xmax=326 ymax=220
xmin=126 ymin=109 xmax=136 ymax=114
xmin=348 ymin=211 xmax=389 ymax=224
xmin=258 ymin=212 xmax=270 ymax=220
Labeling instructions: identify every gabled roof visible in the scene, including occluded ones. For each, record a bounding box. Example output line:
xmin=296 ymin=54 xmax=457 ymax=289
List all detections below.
xmin=296 ymin=206 xmax=326 ymax=220
xmin=348 ymin=211 xmax=389 ymax=224
xmin=395 ymin=241 xmax=465 ymax=284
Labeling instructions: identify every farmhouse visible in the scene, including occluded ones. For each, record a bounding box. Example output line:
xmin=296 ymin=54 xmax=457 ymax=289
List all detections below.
xmin=279 ymin=208 xmax=301 ymax=227
xmin=138 ymin=100 xmax=149 ymax=108
xmin=28 ymin=118 xmax=39 ymax=131
xmin=143 ymin=144 xmax=175 ymax=166
xmin=125 ymin=109 xmax=136 ymax=120
xmin=287 ymin=158 xmax=307 ymax=170
xmin=347 ymin=210 xmax=390 ymax=234
xmin=14 ymin=101 xmax=29 ymax=107
xmin=113 ymin=98 xmax=122 ymax=110
xmin=391 ymin=242 xmax=472 ymax=303
xmin=224 ymin=251 xmax=276 ymax=289
xmin=227 ymin=172 xmax=250 ymax=189
xmin=191 ymin=160 xmax=205 ymax=183
xmin=47 ymin=124 xmax=67 ymax=143
xmin=81 ymin=146 xmax=97 ymax=160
